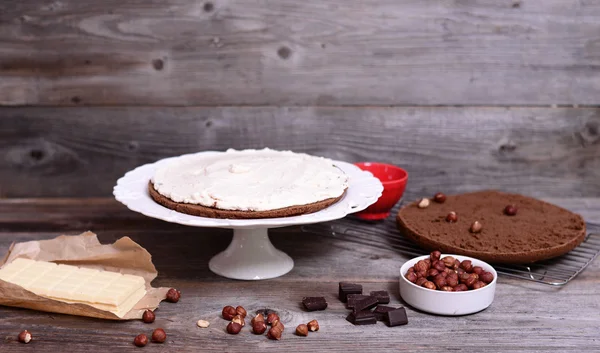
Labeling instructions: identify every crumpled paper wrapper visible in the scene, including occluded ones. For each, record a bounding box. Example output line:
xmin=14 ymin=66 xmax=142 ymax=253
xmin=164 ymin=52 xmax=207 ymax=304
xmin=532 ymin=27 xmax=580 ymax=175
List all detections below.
xmin=0 ymin=231 xmax=170 ymax=320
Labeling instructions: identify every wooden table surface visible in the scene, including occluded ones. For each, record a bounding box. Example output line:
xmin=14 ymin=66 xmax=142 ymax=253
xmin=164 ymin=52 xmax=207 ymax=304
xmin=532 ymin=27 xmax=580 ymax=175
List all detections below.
xmin=0 ymin=197 xmax=599 ymax=352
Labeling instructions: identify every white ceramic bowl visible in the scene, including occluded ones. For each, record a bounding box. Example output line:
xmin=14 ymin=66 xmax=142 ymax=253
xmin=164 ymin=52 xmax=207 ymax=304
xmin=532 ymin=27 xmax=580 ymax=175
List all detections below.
xmin=399 ymin=254 xmax=497 ymax=316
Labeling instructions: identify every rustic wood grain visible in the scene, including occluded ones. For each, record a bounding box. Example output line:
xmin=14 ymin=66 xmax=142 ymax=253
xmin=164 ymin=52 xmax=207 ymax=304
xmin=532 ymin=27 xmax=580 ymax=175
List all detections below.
xmin=1 ymin=106 xmax=599 ymax=198
xmin=1 ymin=0 xmax=600 ymax=105
xmin=0 ymin=198 xmax=599 ymax=352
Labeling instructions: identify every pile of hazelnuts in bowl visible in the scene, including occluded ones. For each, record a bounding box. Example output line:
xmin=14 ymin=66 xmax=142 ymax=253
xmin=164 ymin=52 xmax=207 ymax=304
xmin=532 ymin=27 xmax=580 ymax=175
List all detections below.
xmin=404 ymin=251 xmax=494 ymax=292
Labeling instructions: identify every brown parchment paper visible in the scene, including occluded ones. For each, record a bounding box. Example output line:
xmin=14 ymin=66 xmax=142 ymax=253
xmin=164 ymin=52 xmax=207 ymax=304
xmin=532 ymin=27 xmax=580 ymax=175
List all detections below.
xmin=0 ymin=231 xmax=170 ymax=320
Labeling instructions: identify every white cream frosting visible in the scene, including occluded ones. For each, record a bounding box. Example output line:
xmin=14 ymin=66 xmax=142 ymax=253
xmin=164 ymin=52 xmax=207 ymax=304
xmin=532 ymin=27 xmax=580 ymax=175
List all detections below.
xmin=151 ymin=148 xmax=349 ymax=211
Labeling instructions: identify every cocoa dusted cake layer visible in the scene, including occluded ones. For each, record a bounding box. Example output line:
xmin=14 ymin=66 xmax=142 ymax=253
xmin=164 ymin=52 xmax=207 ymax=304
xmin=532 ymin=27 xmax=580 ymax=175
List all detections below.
xmin=396 ymin=190 xmax=586 ymax=264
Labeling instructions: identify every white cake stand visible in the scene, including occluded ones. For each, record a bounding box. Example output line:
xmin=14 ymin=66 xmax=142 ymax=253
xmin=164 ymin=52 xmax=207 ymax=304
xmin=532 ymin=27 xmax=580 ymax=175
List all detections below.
xmin=113 ymin=151 xmax=383 ymax=280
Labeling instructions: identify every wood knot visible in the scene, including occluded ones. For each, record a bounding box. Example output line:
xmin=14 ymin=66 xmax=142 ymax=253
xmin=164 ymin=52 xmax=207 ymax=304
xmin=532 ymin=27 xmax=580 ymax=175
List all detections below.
xmin=586 ymin=121 xmax=598 ymax=136
xmin=127 ymin=141 xmax=139 ymax=151
xmin=203 ymin=2 xmax=214 ymax=12
xmin=512 ymin=1 xmax=521 ymax=8
xmin=277 ymin=46 xmax=291 ymax=59
xmin=71 ymin=96 xmax=81 ymax=104
xmin=152 ymin=59 xmax=164 ymax=71
xmin=205 ymin=120 xmax=213 ymax=128
xmin=499 ymin=144 xmax=517 ymax=153
xmin=30 ymin=149 xmax=45 ymax=161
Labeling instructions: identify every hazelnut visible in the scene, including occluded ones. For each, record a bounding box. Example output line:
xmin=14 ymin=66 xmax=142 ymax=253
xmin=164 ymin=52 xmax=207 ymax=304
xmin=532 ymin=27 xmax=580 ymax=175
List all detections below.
xmin=423 ymin=259 xmax=431 ymax=268
xmin=457 ymin=267 xmax=466 ymax=276
xmin=416 ymin=270 xmax=427 ymax=278
xmin=440 ymin=286 xmax=454 ymax=291
xmin=416 ymin=277 xmax=427 ymax=286
xmin=470 ymin=221 xmax=483 ymax=233
xmin=439 ymin=270 xmax=449 ymax=278
xmin=197 ymin=319 xmax=210 ymax=328
xmin=266 ymin=313 xmax=280 ymax=325
xmin=252 ymin=321 xmax=267 ymax=334
xmin=472 ymin=281 xmax=487 ymax=290
xmin=453 ymin=284 xmax=468 ymax=292
xmin=422 ymin=281 xmax=436 ymax=290
xmin=296 ymin=324 xmax=309 ymax=336
xmin=472 ymin=266 xmax=484 ymax=275
xmin=432 ymin=260 xmax=446 ymax=272
xmin=433 ymin=274 xmax=447 ymax=289
xmin=405 ymin=271 xmax=418 ymax=283
xmin=426 ymin=268 xmax=439 ymax=279
xmin=446 ymin=273 xmax=459 ymax=287
xmin=480 ymin=271 xmax=494 ymax=284
xmin=222 ymin=305 xmax=237 ymax=320
xmin=460 ymin=260 xmax=473 ymax=272
xmin=430 ymin=250 xmax=441 ymax=262
xmin=151 ymin=328 xmax=166 ymax=343
xmin=464 ymin=273 xmax=479 ymax=288
xmin=18 ymin=330 xmax=32 ymax=344
xmin=166 ymin=288 xmax=181 ymax=303
xmin=133 ymin=333 xmax=148 ymax=347
xmin=236 ymin=305 xmax=247 ymax=318
xmin=251 ymin=313 xmax=265 ymax=326
xmin=407 ymin=266 xmax=415 ymax=273
xmin=307 ymin=319 xmax=319 ymax=332
xmin=446 ymin=211 xmax=458 ymax=223
xmin=267 ymin=326 xmax=282 ymax=340
xmin=459 ymin=271 xmax=471 ymax=283
xmin=414 ymin=260 xmax=429 ymax=272
xmin=227 ymin=322 xmax=242 ymax=335
xmin=504 ymin=205 xmax=518 ymax=216
xmin=433 ymin=192 xmax=447 ymax=203
xmin=452 ymin=259 xmax=461 ymax=270
xmin=232 ymin=315 xmax=245 ymax=327
xmin=418 ymin=198 xmax=430 ymax=208
xmin=271 ymin=319 xmax=284 ymax=332
xmin=441 ymin=256 xmax=456 ymax=268
xmin=142 ymin=310 xmax=155 ymax=323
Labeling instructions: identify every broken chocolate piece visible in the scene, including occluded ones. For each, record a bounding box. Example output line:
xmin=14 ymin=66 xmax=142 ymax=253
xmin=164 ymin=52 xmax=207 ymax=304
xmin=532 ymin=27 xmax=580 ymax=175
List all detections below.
xmin=346 ymin=294 xmax=370 ymax=309
xmin=373 ymin=305 xmax=397 ymax=321
xmin=386 ymin=307 xmax=408 ymax=327
xmin=346 ymin=310 xmax=377 ymax=325
xmin=338 ymin=282 xmax=362 ymax=302
xmin=302 ymin=296 xmax=328 ymax=311
xmin=370 ymin=290 xmax=390 ymax=304
xmin=353 ymin=296 xmax=378 ymax=312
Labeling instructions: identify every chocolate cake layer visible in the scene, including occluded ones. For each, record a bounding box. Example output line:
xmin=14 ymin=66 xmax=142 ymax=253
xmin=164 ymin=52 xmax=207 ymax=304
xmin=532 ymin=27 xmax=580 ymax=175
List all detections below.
xmin=396 ymin=190 xmax=586 ymax=264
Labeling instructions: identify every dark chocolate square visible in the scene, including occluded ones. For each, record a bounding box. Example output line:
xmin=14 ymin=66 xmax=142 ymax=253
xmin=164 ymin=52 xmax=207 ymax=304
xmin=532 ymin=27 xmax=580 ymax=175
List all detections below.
xmin=353 ymin=296 xmax=378 ymax=312
xmin=346 ymin=310 xmax=377 ymax=325
xmin=386 ymin=307 xmax=408 ymax=327
xmin=370 ymin=290 xmax=390 ymax=304
xmin=373 ymin=305 xmax=397 ymax=321
xmin=302 ymin=296 xmax=328 ymax=311
xmin=346 ymin=294 xmax=370 ymax=309
xmin=338 ymin=282 xmax=362 ymax=302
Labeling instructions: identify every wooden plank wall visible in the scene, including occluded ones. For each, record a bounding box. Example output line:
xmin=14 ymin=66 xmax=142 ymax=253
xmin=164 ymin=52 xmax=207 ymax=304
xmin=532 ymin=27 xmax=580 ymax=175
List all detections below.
xmin=0 ymin=0 xmax=599 ymax=198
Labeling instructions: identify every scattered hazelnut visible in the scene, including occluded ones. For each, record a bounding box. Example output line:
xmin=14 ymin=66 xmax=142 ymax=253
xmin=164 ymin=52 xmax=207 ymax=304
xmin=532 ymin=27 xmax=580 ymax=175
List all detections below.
xmin=472 ymin=266 xmax=484 ymax=275
xmin=416 ymin=270 xmax=427 ymax=278
xmin=445 ymin=211 xmax=458 ymax=223
xmin=232 ymin=315 xmax=245 ymax=327
xmin=227 ymin=322 xmax=242 ymax=335
xmin=441 ymin=256 xmax=456 ymax=268
xmin=414 ymin=260 xmax=429 ymax=272
xmin=423 ymin=258 xmax=431 ymax=268
xmin=296 ymin=324 xmax=309 ymax=336
xmin=426 ymin=268 xmax=439 ymax=278
xmin=432 ymin=260 xmax=446 ymax=272
xmin=453 ymin=284 xmax=468 ymax=292
xmin=151 ymin=328 xmax=166 ymax=343
xmin=18 ymin=330 xmax=32 ymax=344
xmin=440 ymin=286 xmax=454 ymax=291
xmin=464 ymin=273 xmax=479 ymax=288
xmin=222 ymin=305 xmax=237 ymax=320
xmin=142 ymin=310 xmax=155 ymax=323
xmin=166 ymin=288 xmax=181 ymax=303
xmin=472 ymin=281 xmax=487 ymax=290
xmin=405 ymin=271 xmax=418 ymax=283
xmin=407 ymin=266 xmax=415 ymax=273
xmin=266 ymin=313 xmax=280 ymax=325
xmin=416 ymin=277 xmax=427 ymax=286
xmin=433 ymin=192 xmax=447 ymax=203
xmin=433 ymin=274 xmax=447 ymax=289
xmin=267 ymin=326 xmax=282 ymax=340
xmin=236 ymin=305 xmax=247 ymax=318
xmin=504 ymin=205 xmax=518 ymax=216
xmin=272 ymin=319 xmax=284 ymax=332
xmin=252 ymin=321 xmax=267 ymax=334
xmin=439 ymin=269 xmax=449 ymax=278
xmin=251 ymin=313 xmax=265 ymax=326
xmin=446 ymin=273 xmax=459 ymax=287
xmin=418 ymin=198 xmax=430 ymax=208
xmin=422 ymin=281 xmax=436 ymax=290
xmin=197 ymin=319 xmax=210 ymax=328
xmin=307 ymin=320 xmax=319 ymax=332
xmin=452 ymin=259 xmax=461 ymax=270
xmin=470 ymin=221 xmax=483 ymax=233
xmin=133 ymin=333 xmax=148 ymax=347
xmin=480 ymin=271 xmax=494 ymax=284
xmin=460 ymin=260 xmax=473 ymax=272
xmin=430 ymin=250 xmax=441 ymax=262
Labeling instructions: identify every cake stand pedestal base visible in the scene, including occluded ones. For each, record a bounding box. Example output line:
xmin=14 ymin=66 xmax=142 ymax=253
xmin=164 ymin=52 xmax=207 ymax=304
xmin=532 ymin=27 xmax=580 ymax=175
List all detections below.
xmin=208 ymin=228 xmax=294 ymax=280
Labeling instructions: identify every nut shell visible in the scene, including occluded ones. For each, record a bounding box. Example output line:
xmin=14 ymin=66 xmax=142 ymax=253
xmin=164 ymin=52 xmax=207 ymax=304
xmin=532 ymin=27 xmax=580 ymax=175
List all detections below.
xmin=133 ymin=334 xmax=148 ymax=347
xmin=18 ymin=330 xmax=32 ymax=344
xmin=142 ymin=310 xmax=155 ymax=323
xmin=307 ymin=320 xmax=319 ymax=332
xmin=166 ymin=288 xmax=181 ymax=303
xmin=296 ymin=324 xmax=308 ymax=336
xmin=266 ymin=313 xmax=280 ymax=325
xmin=236 ymin=306 xmax=247 ymax=318
xmin=222 ymin=306 xmax=237 ymax=320
xmin=227 ymin=322 xmax=242 ymax=334
xmin=267 ymin=326 xmax=282 ymax=340
xmin=151 ymin=328 xmax=167 ymax=343
xmin=433 ymin=192 xmax=447 ymax=203
xmin=252 ymin=321 xmax=267 ymax=334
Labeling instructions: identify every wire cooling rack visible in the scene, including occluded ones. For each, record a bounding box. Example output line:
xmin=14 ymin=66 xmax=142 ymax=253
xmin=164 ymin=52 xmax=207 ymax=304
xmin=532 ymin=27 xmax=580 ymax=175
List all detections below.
xmin=301 ymin=205 xmax=600 ymax=286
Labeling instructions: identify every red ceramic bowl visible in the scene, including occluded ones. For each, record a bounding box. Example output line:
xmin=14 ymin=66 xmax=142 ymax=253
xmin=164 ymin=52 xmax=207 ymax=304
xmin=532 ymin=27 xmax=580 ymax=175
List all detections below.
xmin=353 ymin=162 xmax=408 ymax=220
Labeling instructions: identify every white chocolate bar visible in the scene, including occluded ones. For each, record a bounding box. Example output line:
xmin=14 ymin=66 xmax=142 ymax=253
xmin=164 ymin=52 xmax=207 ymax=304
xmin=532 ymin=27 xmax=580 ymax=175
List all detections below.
xmin=0 ymin=258 xmax=146 ymax=317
